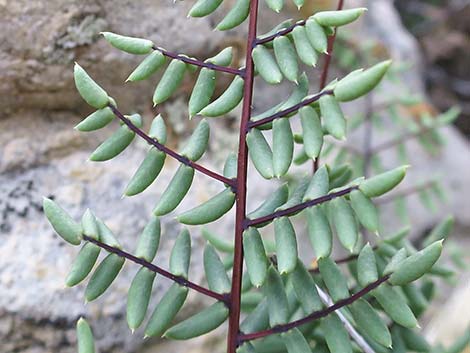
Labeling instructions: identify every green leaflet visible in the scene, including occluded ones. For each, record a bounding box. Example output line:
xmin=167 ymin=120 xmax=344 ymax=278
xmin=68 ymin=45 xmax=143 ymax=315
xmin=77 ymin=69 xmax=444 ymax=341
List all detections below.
xmin=200 ymin=76 xmax=244 ymax=117
xmin=125 ymin=148 xmax=165 ymax=196
xmin=276 ymin=177 xmax=310 ymax=211
xmin=204 ymin=244 xmax=231 ymax=293
xmin=77 ymin=318 xmax=95 ymax=353
xmin=81 ymin=209 xmax=99 ymax=240
xmin=247 ymin=184 xmax=289 ymax=223
xmin=306 ymin=206 xmax=332 ymax=259
xmin=95 ymin=217 xmax=121 ymax=249
xmin=319 ymin=94 xmax=346 ymax=140
xmin=75 ymin=107 xmax=115 ymax=132
xmin=169 ymin=229 xmax=191 ymax=279
xmin=240 ymin=299 xmax=269 ymax=334
xmin=252 ymin=45 xmax=283 ymax=85
xmin=321 ymin=314 xmax=353 ymax=353
xmin=273 ymin=36 xmax=299 ymax=83
xmin=331 ymin=197 xmax=358 ymax=253
xmin=223 ymin=153 xmax=238 ymax=180
xmin=292 ymin=0 xmax=304 ymax=9
xmin=153 ymin=165 xmax=195 ymax=216
xmin=43 ymin=198 xmax=82 ymax=245
xmin=144 ymin=284 xmax=188 ymax=337
xmin=127 ymin=267 xmax=156 ymax=330
xmin=290 ymin=260 xmax=323 ymax=314
xmin=372 ymin=284 xmax=418 ymax=328
xmin=357 ymin=243 xmax=378 ymax=286
xmin=217 ymin=0 xmax=250 ymax=30
xmin=305 ymin=19 xmax=328 ymax=53
xmin=153 ymin=60 xmax=187 ymax=105
xmin=102 ymin=32 xmax=153 ymax=54
xmin=313 ymin=8 xmax=367 ymax=27
xmin=265 ymin=266 xmax=289 ymax=326
xmin=318 ymin=257 xmax=350 ymax=302
xmin=265 ymin=0 xmax=284 ymax=13
xmin=383 ymin=248 xmax=407 ymax=275
xmin=180 ymin=119 xmax=210 ymax=161
xmin=292 ymin=26 xmax=318 ymax=67
xmin=177 ymin=188 xmax=236 ymax=225
xmin=207 ymin=47 xmax=234 ymax=66
xmin=89 ymin=125 xmax=136 ymax=162
xmin=423 ymin=215 xmax=454 ymax=247
xmin=359 ymin=165 xmax=408 ymax=197
xmin=300 ymin=106 xmax=323 ymax=159
xmin=350 ymin=299 xmax=392 ymax=348
xmin=74 ymin=63 xmax=109 ymax=109
xmin=247 ymin=128 xmax=274 ymax=179
xmin=189 ymin=68 xmax=216 ymax=117
xmin=334 ymin=60 xmax=392 ymax=102
xmin=258 ymin=19 xmax=293 ymax=45
xmin=238 ymin=342 xmax=257 ymax=353
xmin=164 ymin=302 xmax=229 ymax=339
xmin=148 ymin=114 xmax=168 ymax=144
xmin=350 ymin=190 xmax=379 ymax=233
xmin=277 ymin=72 xmax=310 ymax=113
xmin=399 ymin=327 xmax=431 ymax=352
xmin=85 ymin=253 xmax=125 ymax=302
xmin=201 ymin=227 xmax=234 ymax=253
xmin=243 ymin=227 xmax=268 ymax=287
xmin=282 ymin=328 xmax=312 ymax=353
xmin=303 ymin=165 xmax=329 ymax=201
xmin=127 ymin=50 xmax=166 ymax=81
xmin=189 ymin=0 xmax=223 ymax=17
xmin=66 ymin=243 xmax=100 ymax=287
xmin=402 ymin=283 xmax=428 ymax=317
xmin=274 ymin=217 xmax=298 ymax=274
xmin=272 ymin=118 xmax=294 ymax=177
xmin=389 ymin=241 xmax=443 ymax=285
xmin=135 ymin=217 xmax=161 ymax=262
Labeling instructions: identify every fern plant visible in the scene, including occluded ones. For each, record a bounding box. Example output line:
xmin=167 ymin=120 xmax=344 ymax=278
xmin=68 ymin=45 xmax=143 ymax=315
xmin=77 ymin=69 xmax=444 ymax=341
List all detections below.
xmin=43 ymin=1 xmax=466 ymax=353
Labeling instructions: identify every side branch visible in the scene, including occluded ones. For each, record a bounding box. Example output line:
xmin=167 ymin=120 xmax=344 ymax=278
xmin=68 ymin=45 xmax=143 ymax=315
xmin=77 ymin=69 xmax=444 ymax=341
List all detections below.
xmin=246 ymin=186 xmax=357 ymax=227
xmin=256 ymin=20 xmax=307 ymax=45
xmin=83 ymin=235 xmax=229 ymax=303
xmin=108 ymin=105 xmax=236 ymax=188
xmin=247 ymin=90 xmax=333 ymax=129
xmin=153 ymin=46 xmax=244 ymax=76
xmin=239 ymin=275 xmax=390 ymax=342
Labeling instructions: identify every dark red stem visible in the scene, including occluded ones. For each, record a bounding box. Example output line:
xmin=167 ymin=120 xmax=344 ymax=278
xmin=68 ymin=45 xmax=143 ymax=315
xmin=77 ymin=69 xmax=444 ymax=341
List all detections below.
xmin=247 ymin=90 xmax=333 ymax=129
xmin=227 ymin=1 xmax=259 ymax=352
xmin=246 ymin=186 xmax=357 ymax=227
xmin=152 ymin=45 xmax=244 ymax=76
xmin=108 ymin=105 xmax=236 ymax=188
xmin=83 ymin=235 xmax=228 ymax=303
xmin=239 ymin=275 xmax=390 ymax=342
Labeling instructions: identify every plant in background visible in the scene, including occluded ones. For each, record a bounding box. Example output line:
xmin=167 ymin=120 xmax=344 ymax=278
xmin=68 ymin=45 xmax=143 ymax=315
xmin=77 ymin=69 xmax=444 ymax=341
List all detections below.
xmin=43 ymin=1 xmax=468 ymax=353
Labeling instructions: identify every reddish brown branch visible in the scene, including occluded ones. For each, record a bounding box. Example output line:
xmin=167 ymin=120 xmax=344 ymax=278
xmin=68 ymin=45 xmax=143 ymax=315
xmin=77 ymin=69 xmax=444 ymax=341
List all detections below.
xmin=246 ymin=186 xmax=357 ymax=227
xmin=247 ymin=90 xmax=333 ymax=129
xmin=83 ymin=235 xmax=229 ymax=303
xmin=255 ymin=20 xmax=307 ymax=45
xmin=153 ymin=46 xmax=244 ymax=76
xmin=227 ymin=1 xmax=260 ymax=353
xmin=238 ymin=275 xmax=390 ymax=341
xmin=108 ymin=105 xmax=236 ymax=188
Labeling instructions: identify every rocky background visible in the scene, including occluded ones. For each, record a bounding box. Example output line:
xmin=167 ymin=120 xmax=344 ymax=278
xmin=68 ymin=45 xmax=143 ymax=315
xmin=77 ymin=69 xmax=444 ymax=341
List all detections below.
xmin=0 ymin=1 xmax=469 ymax=353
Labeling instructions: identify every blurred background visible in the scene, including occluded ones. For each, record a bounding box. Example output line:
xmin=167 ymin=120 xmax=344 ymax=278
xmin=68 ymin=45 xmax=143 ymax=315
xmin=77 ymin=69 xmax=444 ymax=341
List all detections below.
xmin=0 ymin=0 xmax=469 ymax=352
